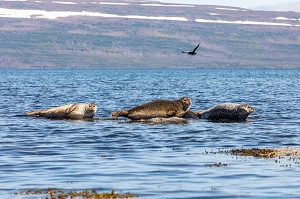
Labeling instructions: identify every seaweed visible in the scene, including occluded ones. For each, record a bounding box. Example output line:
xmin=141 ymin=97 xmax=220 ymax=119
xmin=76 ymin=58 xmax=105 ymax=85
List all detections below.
xmin=15 ymin=189 xmax=137 ymax=199
xmin=229 ymin=147 xmax=300 ymax=158
xmin=204 ymin=162 xmax=228 ymax=167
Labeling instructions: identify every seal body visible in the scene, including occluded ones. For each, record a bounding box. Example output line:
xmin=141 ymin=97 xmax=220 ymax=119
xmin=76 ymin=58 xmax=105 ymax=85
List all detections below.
xmin=200 ymin=103 xmax=255 ymax=121
xmin=112 ymin=96 xmax=192 ymax=120
xmin=26 ymin=103 xmax=97 ymax=119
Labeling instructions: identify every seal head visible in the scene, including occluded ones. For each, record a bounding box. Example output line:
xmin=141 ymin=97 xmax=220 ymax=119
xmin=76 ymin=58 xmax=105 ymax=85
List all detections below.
xmin=179 ymin=96 xmax=192 ymax=112
xmin=66 ymin=103 xmax=97 ymax=119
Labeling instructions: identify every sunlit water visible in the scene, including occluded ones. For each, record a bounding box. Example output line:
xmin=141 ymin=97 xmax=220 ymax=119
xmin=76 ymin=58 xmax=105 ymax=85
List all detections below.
xmin=0 ymin=69 xmax=299 ymax=198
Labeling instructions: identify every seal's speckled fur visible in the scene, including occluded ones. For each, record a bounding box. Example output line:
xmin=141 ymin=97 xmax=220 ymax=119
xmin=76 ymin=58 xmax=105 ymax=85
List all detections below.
xmin=200 ymin=103 xmax=255 ymax=121
xmin=26 ymin=103 xmax=97 ymax=119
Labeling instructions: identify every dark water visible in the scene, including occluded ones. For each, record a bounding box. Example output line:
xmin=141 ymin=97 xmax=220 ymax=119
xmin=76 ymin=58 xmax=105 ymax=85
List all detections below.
xmin=0 ymin=69 xmax=300 ymax=198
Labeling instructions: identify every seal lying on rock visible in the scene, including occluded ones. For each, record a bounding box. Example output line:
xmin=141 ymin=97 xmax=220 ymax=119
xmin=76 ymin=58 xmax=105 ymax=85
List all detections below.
xmin=26 ymin=103 xmax=97 ymax=119
xmin=199 ymin=103 xmax=255 ymax=121
xmin=112 ymin=96 xmax=192 ymax=120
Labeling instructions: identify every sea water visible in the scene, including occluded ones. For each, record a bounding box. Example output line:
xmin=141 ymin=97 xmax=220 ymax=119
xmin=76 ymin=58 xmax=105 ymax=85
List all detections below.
xmin=0 ymin=69 xmax=299 ymax=198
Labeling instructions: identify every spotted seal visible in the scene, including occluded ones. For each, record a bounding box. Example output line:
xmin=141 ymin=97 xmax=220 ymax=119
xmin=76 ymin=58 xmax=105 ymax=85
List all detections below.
xmin=200 ymin=103 xmax=255 ymax=121
xmin=111 ymin=96 xmax=192 ymax=120
xmin=26 ymin=103 xmax=97 ymax=119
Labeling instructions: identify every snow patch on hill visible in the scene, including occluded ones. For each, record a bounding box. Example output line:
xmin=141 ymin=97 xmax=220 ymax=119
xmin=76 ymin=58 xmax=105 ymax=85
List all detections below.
xmin=53 ymin=1 xmax=77 ymax=5
xmin=0 ymin=8 xmax=188 ymax=21
xmin=195 ymin=18 xmax=296 ymax=27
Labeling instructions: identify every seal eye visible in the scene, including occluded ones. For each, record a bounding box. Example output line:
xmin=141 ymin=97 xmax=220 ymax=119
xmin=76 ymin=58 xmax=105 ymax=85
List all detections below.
xmin=182 ymin=97 xmax=191 ymax=104
xmin=89 ymin=104 xmax=96 ymax=108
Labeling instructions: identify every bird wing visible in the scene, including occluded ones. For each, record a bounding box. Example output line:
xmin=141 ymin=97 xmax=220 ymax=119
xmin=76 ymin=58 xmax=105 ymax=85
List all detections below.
xmin=192 ymin=44 xmax=200 ymax=53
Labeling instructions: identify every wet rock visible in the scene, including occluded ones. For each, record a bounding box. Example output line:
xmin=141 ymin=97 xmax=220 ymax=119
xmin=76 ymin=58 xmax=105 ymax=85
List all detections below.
xmin=230 ymin=147 xmax=300 ymax=158
xmin=135 ymin=117 xmax=187 ymax=124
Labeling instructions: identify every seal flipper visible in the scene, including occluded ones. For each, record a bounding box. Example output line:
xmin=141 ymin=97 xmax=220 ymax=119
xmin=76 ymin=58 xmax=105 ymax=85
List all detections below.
xmin=65 ymin=104 xmax=78 ymax=114
xmin=111 ymin=110 xmax=129 ymax=117
xmin=183 ymin=110 xmax=199 ymax=119
xmin=167 ymin=110 xmax=176 ymax=117
xmin=25 ymin=110 xmax=42 ymax=117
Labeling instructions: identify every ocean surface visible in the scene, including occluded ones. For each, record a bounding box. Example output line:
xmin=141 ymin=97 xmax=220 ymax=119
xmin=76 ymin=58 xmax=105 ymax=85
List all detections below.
xmin=0 ymin=68 xmax=299 ymax=199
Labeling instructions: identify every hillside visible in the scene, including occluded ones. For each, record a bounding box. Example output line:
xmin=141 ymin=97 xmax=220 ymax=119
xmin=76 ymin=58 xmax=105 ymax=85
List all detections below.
xmin=256 ymin=2 xmax=300 ymax=12
xmin=0 ymin=0 xmax=299 ymax=68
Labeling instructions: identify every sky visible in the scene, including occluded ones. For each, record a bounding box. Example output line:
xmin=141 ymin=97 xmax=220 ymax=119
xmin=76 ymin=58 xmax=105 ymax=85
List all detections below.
xmin=159 ymin=0 xmax=300 ymax=9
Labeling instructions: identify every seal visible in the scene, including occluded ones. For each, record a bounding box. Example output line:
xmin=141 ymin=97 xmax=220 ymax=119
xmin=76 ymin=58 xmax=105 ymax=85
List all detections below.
xmin=111 ymin=96 xmax=192 ymax=120
xmin=183 ymin=110 xmax=203 ymax=119
xmin=26 ymin=103 xmax=97 ymax=119
xmin=200 ymin=103 xmax=255 ymax=121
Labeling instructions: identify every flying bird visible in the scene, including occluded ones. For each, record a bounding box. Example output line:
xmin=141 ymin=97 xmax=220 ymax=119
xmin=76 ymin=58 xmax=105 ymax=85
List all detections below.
xmin=182 ymin=44 xmax=200 ymax=55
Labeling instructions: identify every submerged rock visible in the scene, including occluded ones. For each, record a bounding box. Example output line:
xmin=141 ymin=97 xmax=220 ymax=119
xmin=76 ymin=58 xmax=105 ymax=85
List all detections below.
xmin=134 ymin=117 xmax=187 ymax=124
xmin=94 ymin=117 xmax=187 ymax=124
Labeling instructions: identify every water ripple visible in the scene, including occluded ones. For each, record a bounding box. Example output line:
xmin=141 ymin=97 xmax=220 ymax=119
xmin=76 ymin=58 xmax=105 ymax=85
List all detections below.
xmin=0 ymin=69 xmax=299 ymax=199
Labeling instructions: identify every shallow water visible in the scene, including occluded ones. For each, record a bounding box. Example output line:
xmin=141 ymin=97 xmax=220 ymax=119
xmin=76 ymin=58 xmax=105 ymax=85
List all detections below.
xmin=0 ymin=69 xmax=300 ymax=198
